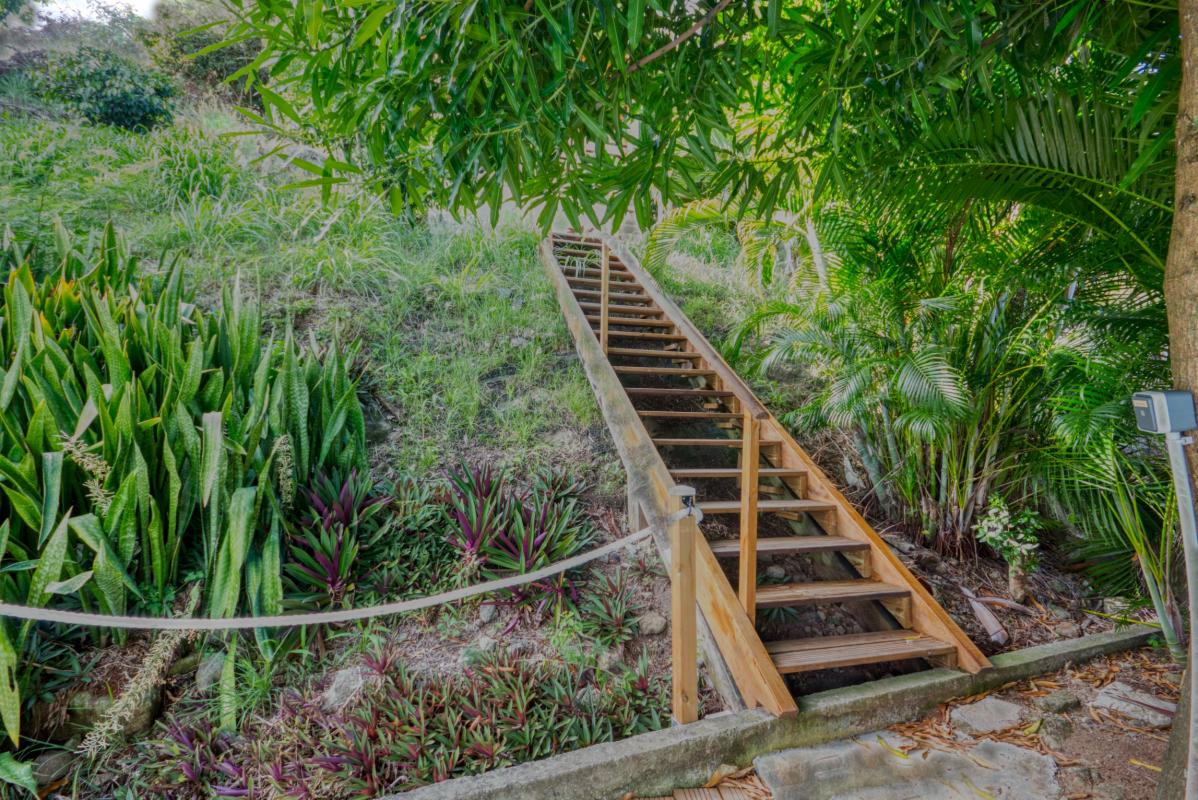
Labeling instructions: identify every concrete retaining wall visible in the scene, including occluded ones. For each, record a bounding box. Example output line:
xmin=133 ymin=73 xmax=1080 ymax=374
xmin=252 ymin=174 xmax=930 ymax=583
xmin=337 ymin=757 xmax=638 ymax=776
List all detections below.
xmin=387 ymin=626 xmax=1156 ymax=800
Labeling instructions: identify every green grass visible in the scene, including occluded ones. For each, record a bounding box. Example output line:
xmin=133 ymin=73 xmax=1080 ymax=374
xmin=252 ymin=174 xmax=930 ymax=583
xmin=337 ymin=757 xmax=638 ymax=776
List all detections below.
xmin=0 ymin=108 xmax=600 ymax=472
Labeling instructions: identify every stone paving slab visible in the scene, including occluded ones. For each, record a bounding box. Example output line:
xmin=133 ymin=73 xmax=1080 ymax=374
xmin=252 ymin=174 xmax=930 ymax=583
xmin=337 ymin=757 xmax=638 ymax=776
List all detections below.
xmin=1091 ymin=680 xmax=1177 ymax=728
xmin=755 ymin=730 xmax=1060 ymax=800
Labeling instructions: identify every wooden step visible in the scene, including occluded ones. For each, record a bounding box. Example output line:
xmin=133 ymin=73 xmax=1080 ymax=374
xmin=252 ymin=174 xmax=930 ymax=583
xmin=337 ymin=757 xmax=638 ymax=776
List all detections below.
xmin=627 ymin=387 xmax=734 ymax=397
xmin=565 ymin=266 xmax=634 ymax=278
xmin=615 ymin=366 xmax=716 ymax=377
xmin=587 ymin=316 xmax=676 ymax=328
xmin=579 ymin=301 xmax=664 ymax=316
xmin=567 ymin=276 xmax=641 ymax=289
xmin=755 ymin=579 xmax=909 ymax=609
xmin=668 ymin=466 xmax=805 ymax=477
xmin=709 ymin=535 xmax=869 ymax=558
xmin=766 ymin=631 xmax=957 ymax=674
xmin=572 ymin=289 xmax=653 ymax=303
xmin=698 ymin=499 xmax=834 ymax=515
xmin=641 ymin=410 xmax=739 ymax=419
xmin=610 ymin=348 xmax=702 ymax=360
xmin=603 ymin=330 xmax=690 ymax=342
xmin=652 ymin=437 xmax=750 ymax=447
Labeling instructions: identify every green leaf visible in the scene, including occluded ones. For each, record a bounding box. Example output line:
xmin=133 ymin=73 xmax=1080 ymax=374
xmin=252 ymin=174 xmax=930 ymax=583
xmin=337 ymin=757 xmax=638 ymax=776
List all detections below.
xmin=46 ymin=570 xmax=93 ymax=595
xmin=353 ymin=3 xmax=395 ymax=48
xmin=0 ymin=752 xmax=35 ymax=797
xmin=200 ymin=412 xmax=225 ymax=507
xmin=219 ymin=637 xmax=237 ymax=733
xmin=0 ymin=625 xmax=20 ymax=747
xmin=27 ymin=513 xmax=70 ymax=608
xmin=38 ymin=451 xmax=63 ymax=549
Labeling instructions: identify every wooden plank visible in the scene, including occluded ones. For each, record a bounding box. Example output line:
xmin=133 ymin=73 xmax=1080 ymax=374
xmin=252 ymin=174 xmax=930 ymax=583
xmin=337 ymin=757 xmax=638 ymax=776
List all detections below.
xmin=653 ymin=437 xmax=745 ymax=447
xmin=671 ymin=495 xmax=699 ymax=724
xmin=580 ymin=301 xmax=665 ymax=316
xmin=626 ymin=387 xmax=735 ymax=398
xmin=669 ymin=466 xmax=805 ymax=477
xmin=738 ymin=411 xmax=760 ymax=618
xmin=602 ymin=330 xmax=690 ymax=342
xmin=586 ymin=315 xmax=676 ymax=328
xmin=641 ymin=410 xmax=740 ymax=419
xmin=614 ymin=366 xmax=718 ymax=377
xmin=611 ymin=348 xmax=703 ymax=360
xmin=599 ymin=244 xmax=610 ymax=353
xmin=766 ymin=630 xmax=957 ymax=674
xmin=572 ymin=288 xmax=653 ymax=303
xmin=700 ymin=499 xmax=833 ymax=514
xmin=756 ymin=579 xmax=909 ymax=609
xmin=566 ymin=275 xmax=638 ymax=288
xmin=710 ymin=535 xmax=871 ymax=558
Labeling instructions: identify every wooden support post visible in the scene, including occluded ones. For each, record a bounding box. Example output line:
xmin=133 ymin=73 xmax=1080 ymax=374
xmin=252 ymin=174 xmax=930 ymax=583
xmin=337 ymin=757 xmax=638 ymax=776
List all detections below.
xmin=670 ymin=487 xmax=699 ymax=724
xmin=599 ymin=244 xmax=611 ymax=352
xmin=738 ymin=411 xmax=760 ymax=618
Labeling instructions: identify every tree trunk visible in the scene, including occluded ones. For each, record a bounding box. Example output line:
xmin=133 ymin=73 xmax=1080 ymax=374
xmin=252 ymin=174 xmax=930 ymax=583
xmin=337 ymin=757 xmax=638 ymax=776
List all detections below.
xmin=1173 ymin=3 xmax=1198 ymax=483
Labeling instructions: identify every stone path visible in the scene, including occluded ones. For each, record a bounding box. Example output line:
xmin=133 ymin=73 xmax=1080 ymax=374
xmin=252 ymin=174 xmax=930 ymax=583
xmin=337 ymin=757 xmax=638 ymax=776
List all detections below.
xmin=755 ymin=730 xmax=1061 ymax=800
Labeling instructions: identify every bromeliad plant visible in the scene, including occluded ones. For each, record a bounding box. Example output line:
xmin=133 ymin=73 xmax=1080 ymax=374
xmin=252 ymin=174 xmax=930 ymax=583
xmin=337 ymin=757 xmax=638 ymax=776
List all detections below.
xmin=284 ymin=471 xmax=393 ymax=609
xmin=445 ymin=463 xmax=595 ymax=615
xmin=0 ymin=223 xmax=367 ymax=745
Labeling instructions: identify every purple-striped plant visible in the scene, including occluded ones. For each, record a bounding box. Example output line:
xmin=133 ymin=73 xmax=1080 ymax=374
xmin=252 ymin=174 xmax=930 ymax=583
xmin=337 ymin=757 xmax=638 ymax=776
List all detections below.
xmin=445 ymin=463 xmax=513 ymax=575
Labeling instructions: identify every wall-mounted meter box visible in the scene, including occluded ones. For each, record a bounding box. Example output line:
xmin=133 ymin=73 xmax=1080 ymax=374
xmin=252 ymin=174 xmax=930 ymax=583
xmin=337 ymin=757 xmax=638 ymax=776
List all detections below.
xmin=1133 ymin=391 xmax=1198 ymax=434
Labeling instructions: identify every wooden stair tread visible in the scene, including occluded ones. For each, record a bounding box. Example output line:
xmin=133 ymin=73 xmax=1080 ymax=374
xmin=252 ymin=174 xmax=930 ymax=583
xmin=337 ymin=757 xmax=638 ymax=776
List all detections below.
xmin=572 ymin=289 xmax=653 ymax=303
xmin=625 ymin=387 xmax=734 ymax=397
xmin=587 ymin=315 xmax=675 ymax=328
xmin=756 ymin=579 xmax=909 ymax=608
xmin=652 ymin=437 xmax=747 ymax=447
xmin=601 ymin=330 xmax=689 ymax=342
xmin=610 ymin=348 xmax=702 ymax=360
xmin=579 ymin=301 xmax=664 ymax=316
xmin=566 ymin=276 xmax=641 ymax=288
xmin=766 ymin=630 xmax=956 ymax=674
xmin=615 ymin=366 xmax=716 ymax=377
xmin=641 ymin=410 xmax=739 ymax=419
xmin=709 ymin=535 xmax=869 ymax=557
xmin=698 ymin=499 xmax=834 ymax=514
xmin=669 ymin=466 xmax=805 ymax=477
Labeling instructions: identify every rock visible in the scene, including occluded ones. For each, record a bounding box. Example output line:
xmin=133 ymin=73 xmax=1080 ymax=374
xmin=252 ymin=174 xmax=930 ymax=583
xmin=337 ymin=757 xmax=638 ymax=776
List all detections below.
xmin=1096 ymin=787 xmax=1127 ymax=800
xmin=478 ymin=603 xmax=497 ymax=625
xmin=1046 ymin=604 xmax=1072 ymax=621
xmin=67 ymin=682 xmax=160 ymax=738
xmin=882 ymin=534 xmax=916 ymax=555
xmin=1033 ymin=690 xmax=1081 ymax=714
xmin=597 ymin=648 xmax=624 ymax=671
xmin=195 ymin=653 xmax=224 ymax=693
xmin=1039 ymin=714 xmax=1073 ymax=750
xmin=475 ymin=634 xmax=497 ymax=653
xmin=573 ymin=685 xmax=599 ymax=710
xmin=1103 ymin=597 xmax=1131 ymax=616
xmin=914 ymin=550 xmax=943 ymax=573
xmin=949 ymin=697 xmax=1025 ymax=735
xmin=764 ymin=565 xmax=787 ymax=581
xmin=1062 ymin=765 xmax=1098 ymax=786
xmin=168 ymin=652 xmax=202 ymax=677
xmin=33 ymin=750 xmax=73 ymax=785
xmin=1091 ymin=681 xmax=1176 ymax=728
xmin=320 ymin=666 xmax=369 ymax=712
xmin=1056 ymin=622 xmax=1082 ymax=638
xmin=637 ymin=611 xmax=668 ymax=637
xmin=509 ymin=335 xmax=529 ymax=348
xmin=755 ymin=730 xmax=1060 ymax=800
xmin=842 ymin=455 xmax=866 ymax=490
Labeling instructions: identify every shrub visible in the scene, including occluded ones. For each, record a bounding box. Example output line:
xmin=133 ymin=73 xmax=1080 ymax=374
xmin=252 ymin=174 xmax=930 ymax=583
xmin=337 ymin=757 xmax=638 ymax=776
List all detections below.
xmin=579 ymin=572 xmax=641 ymax=647
xmin=152 ymin=126 xmax=246 ymax=204
xmin=141 ymin=0 xmax=261 ymax=103
xmin=0 ymin=223 xmax=367 ymax=745
xmin=34 ymin=46 xmax=176 ymax=130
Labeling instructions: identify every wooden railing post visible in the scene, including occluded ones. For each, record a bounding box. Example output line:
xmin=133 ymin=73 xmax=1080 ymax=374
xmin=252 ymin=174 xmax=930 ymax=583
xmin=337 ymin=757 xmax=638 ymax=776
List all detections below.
xmin=670 ymin=486 xmax=699 ymax=724
xmin=738 ymin=410 xmax=760 ymax=618
xmin=599 ymin=244 xmax=611 ymax=352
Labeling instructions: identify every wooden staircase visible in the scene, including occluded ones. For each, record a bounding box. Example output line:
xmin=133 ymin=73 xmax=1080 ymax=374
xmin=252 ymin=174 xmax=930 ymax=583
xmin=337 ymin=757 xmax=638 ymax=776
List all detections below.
xmin=543 ymin=231 xmax=989 ymax=704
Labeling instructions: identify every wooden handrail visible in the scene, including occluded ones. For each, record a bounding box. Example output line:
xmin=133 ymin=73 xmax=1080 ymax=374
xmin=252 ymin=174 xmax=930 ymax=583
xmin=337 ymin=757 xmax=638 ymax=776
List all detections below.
xmin=738 ymin=411 xmax=760 ymax=617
